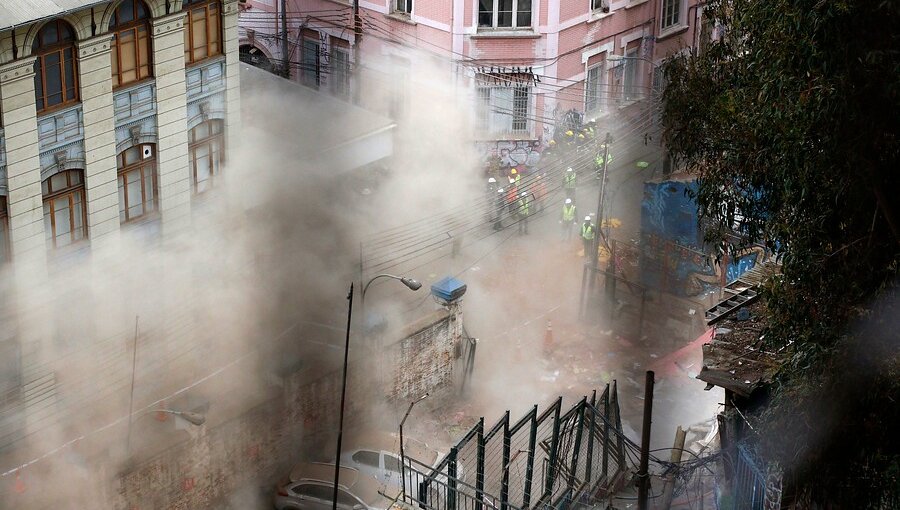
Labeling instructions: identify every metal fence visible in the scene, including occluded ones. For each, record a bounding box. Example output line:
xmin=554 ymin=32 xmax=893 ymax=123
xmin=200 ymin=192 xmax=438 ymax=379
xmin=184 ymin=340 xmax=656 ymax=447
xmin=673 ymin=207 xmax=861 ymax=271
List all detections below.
xmin=733 ymin=443 xmax=766 ymax=510
xmin=404 ymin=383 xmax=628 ymax=510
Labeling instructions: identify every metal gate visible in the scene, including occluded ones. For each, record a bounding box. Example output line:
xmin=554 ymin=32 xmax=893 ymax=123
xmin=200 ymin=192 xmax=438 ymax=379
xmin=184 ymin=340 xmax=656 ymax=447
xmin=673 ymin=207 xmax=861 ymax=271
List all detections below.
xmin=403 ymin=383 xmax=629 ymax=510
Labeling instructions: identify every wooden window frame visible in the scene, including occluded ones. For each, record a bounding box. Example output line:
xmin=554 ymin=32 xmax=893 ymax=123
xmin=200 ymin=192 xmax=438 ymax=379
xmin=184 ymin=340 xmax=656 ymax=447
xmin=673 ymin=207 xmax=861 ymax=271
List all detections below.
xmin=189 ymin=120 xmax=225 ymax=194
xmin=183 ymin=0 xmax=223 ymax=66
xmin=33 ymin=20 xmax=80 ymax=115
xmin=42 ymin=170 xmax=88 ymax=249
xmin=110 ymin=0 xmax=154 ymax=89
xmin=117 ymin=145 xmax=159 ymax=223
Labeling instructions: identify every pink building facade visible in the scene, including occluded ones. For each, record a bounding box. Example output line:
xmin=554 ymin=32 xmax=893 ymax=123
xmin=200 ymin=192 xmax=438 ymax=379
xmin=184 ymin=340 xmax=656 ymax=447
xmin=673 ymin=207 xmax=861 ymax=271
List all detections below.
xmin=239 ymin=0 xmax=704 ymax=153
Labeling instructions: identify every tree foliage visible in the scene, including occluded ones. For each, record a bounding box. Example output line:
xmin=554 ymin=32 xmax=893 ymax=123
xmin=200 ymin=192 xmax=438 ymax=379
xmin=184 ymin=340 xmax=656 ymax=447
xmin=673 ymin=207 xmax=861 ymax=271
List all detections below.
xmin=661 ymin=0 xmax=900 ymax=505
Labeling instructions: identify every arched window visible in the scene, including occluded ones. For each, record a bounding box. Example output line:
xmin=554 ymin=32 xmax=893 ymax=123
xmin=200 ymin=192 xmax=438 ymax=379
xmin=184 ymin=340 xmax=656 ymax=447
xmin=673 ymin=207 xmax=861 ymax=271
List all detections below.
xmin=188 ymin=120 xmax=224 ymax=194
xmin=33 ymin=20 xmax=79 ymax=113
xmin=42 ymin=170 xmax=87 ymax=248
xmin=109 ymin=0 xmax=153 ymax=87
xmin=117 ymin=144 xmax=158 ymax=222
xmin=183 ymin=0 xmax=222 ymax=65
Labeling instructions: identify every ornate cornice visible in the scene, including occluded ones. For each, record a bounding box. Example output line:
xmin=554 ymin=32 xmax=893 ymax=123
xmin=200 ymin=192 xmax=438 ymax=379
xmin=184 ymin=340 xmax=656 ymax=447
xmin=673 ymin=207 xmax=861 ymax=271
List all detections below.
xmin=151 ymin=11 xmax=188 ymax=38
xmin=77 ymin=34 xmax=114 ymax=60
xmin=0 ymin=57 xmax=36 ymax=85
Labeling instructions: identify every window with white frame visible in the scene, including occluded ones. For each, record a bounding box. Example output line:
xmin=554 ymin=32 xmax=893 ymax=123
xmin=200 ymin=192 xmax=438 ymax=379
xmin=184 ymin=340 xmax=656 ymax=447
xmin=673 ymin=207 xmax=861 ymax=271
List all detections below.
xmin=661 ymin=0 xmax=681 ymax=30
xmin=476 ymin=81 xmax=531 ymax=135
xmin=585 ymin=64 xmax=605 ymax=114
xmin=478 ymin=0 xmax=532 ymax=29
xmin=591 ymin=0 xmax=610 ymax=13
xmin=394 ymin=0 xmax=412 ymax=14
xmin=622 ymin=47 xmax=640 ymax=101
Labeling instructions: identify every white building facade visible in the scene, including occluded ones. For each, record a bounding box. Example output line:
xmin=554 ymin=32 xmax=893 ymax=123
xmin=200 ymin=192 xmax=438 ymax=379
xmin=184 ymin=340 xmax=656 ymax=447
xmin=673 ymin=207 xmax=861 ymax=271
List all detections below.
xmin=0 ymin=0 xmax=242 ymax=272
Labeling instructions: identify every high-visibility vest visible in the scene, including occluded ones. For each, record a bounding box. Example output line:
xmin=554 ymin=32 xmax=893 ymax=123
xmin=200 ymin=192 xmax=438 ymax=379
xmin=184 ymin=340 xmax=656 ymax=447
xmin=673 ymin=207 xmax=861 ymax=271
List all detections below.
xmin=582 ymin=223 xmax=595 ymax=240
xmin=595 ymin=151 xmax=614 ymax=168
xmin=564 ymin=172 xmax=576 ymax=188
xmin=518 ymin=197 xmax=530 ymax=216
xmin=563 ymin=204 xmax=576 ymax=222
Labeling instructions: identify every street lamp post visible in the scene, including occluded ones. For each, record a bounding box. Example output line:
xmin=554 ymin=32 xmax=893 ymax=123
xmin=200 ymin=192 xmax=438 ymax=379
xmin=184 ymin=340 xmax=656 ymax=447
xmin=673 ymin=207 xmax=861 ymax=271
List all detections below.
xmin=399 ymin=393 xmax=429 ymax=501
xmin=333 ymin=274 xmax=421 ymax=510
xmin=361 ymin=274 xmax=423 ymax=330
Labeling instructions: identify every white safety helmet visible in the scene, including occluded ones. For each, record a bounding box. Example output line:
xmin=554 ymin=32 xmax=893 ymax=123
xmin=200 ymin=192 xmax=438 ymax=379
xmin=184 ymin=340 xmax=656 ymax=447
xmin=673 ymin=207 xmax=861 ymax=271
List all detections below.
xmin=520 ymin=192 xmax=527 ymax=197
xmin=584 ymin=216 xmax=591 ymax=222
xmin=498 ymin=188 xmax=505 ymax=193
xmin=565 ymin=198 xmax=572 ymax=204
xmin=566 ymin=167 xmax=573 ymax=173
xmin=488 ymin=177 xmax=497 ymax=183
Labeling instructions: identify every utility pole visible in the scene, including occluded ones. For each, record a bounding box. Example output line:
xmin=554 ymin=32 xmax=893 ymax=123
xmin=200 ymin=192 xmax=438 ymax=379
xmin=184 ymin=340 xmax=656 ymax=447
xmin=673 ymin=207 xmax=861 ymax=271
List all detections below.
xmin=638 ymin=370 xmax=655 ymax=510
xmin=352 ymin=0 xmax=362 ymax=103
xmin=280 ymin=0 xmax=289 ymax=79
xmin=333 ymin=283 xmax=354 ymax=510
xmin=588 ymin=133 xmax=613 ymax=297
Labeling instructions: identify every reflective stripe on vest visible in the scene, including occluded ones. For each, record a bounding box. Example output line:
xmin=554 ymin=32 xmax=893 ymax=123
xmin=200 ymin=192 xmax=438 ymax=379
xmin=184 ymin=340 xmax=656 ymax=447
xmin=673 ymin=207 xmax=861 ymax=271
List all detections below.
xmin=582 ymin=223 xmax=595 ymax=240
xmin=563 ymin=205 xmax=576 ymax=222
xmin=564 ymin=173 xmax=576 ymax=187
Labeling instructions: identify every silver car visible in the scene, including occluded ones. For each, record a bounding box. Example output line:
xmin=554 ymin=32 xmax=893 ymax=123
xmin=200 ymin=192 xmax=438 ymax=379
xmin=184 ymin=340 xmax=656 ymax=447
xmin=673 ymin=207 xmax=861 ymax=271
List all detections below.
xmin=274 ymin=462 xmax=395 ymax=510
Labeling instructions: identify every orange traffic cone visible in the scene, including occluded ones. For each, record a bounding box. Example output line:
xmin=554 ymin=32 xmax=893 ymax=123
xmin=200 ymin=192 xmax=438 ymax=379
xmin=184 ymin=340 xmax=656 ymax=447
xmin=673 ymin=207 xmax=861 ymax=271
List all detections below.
xmin=543 ymin=321 xmax=554 ymax=357
xmin=14 ymin=470 xmax=26 ymax=494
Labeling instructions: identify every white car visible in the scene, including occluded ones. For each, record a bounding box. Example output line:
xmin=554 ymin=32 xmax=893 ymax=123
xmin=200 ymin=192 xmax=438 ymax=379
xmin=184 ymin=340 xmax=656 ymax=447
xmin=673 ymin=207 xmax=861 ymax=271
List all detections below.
xmin=337 ymin=432 xmax=465 ymax=504
xmin=274 ymin=462 xmax=394 ymax=510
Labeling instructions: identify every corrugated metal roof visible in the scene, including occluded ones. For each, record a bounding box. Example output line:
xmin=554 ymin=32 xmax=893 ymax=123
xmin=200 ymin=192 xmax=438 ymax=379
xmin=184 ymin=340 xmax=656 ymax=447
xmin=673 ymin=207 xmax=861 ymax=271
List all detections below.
xmin=0 ymin=1 xmax=110 ymax=32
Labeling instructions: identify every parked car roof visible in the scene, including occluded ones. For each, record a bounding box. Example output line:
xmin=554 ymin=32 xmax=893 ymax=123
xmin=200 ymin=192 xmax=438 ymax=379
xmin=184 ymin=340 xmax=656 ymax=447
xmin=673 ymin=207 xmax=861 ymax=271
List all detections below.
xmin=290 ymin=462 xmax=359 ymax=487
xmin=342 ymin=430 xmax=439 ymax=466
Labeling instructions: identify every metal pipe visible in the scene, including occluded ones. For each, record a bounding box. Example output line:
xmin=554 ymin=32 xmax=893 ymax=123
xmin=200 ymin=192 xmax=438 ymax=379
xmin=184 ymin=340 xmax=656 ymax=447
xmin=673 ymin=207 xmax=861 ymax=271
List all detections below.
xmin=399 ymin=392 xmax=428 ymax=500
xmin=125 ymin=316 xmax=139 ymax=460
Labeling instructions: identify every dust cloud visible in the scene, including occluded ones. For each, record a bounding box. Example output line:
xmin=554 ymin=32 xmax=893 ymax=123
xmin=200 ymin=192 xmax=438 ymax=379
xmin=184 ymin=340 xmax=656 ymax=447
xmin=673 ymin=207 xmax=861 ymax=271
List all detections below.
xmin=0 ymin=46 xmax=488 ymax=508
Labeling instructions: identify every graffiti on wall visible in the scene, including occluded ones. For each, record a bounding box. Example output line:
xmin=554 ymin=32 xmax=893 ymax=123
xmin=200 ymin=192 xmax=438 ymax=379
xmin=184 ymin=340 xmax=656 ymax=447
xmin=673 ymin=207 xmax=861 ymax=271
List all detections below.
xmin=477 ymin=140 xmax=543 ymax=169
xmin=637 ymin=178 xmax=768 ymax=296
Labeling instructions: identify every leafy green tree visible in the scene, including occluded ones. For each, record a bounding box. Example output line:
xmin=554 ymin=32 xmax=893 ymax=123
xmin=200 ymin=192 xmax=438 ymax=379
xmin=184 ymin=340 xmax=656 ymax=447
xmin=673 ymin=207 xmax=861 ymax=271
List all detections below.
xmin=661 ymin=0 xmax=899 ymax=505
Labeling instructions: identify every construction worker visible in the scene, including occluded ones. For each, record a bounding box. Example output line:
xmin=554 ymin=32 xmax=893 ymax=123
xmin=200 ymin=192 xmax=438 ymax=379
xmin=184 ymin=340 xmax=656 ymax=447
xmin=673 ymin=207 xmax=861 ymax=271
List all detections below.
xmin=563 ymin=167 xmax=576 ymax=199
xmin=487 ymin=176 xmax=498 ymax=194
xmin=506 ymin=184 xmax=518 ymax=215
xmin=493 ymin=188 xmax=505 ymax=231
xmin=594 ymin=146 xmax=614 ymax=179
xmin=560 ymin=198 xmax=577 ymax=241
xmin=508 ymin=167 xmax=521 ymax=187
xmin=581 ymin=215 xmax=596 ymax=257
xmin=517 ymin=192 xmax=531 ymax=235
xmin=533 ymin=173 xmax=548 ymax=212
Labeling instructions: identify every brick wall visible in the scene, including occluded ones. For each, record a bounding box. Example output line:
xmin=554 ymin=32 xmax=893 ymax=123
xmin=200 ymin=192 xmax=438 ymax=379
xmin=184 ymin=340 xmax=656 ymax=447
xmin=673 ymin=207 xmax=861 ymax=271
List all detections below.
xmin=113 ymin=306 xmax=463 ymax=510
